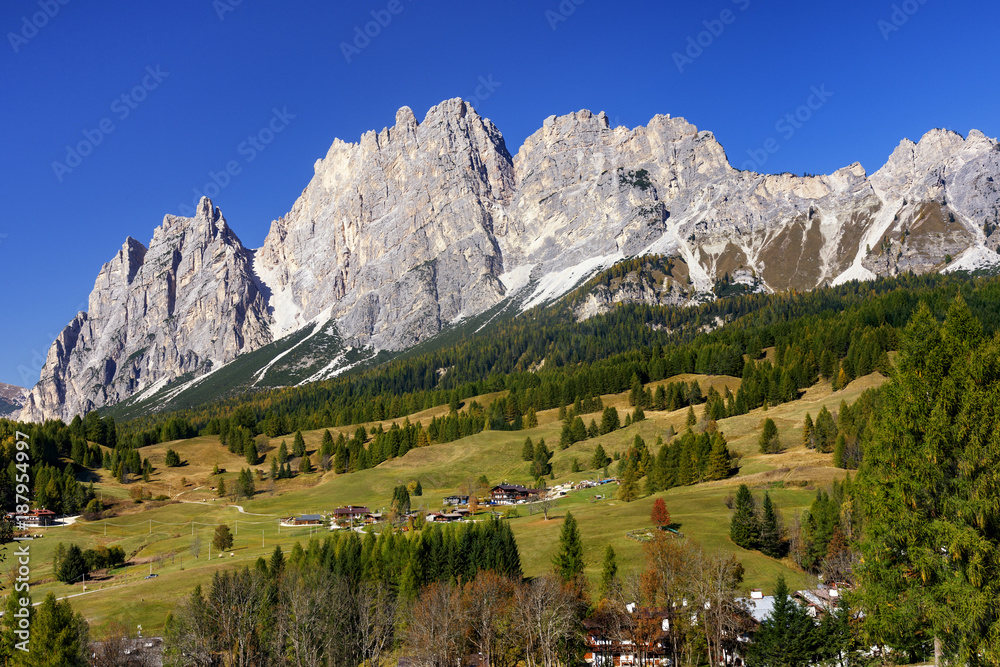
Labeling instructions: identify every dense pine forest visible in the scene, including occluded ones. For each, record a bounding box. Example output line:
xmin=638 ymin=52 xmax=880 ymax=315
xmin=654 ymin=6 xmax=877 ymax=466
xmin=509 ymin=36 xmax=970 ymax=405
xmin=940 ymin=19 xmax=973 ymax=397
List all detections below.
xmin=4 ymin=272 xmax=1000 ymax=512
xmin=107 ymin=273 xmax=994 ymax=438
xmin=5 ymin=272 xmax=1000 ymax=665
xmin=41 ymin=272 xmax=996 ymax=492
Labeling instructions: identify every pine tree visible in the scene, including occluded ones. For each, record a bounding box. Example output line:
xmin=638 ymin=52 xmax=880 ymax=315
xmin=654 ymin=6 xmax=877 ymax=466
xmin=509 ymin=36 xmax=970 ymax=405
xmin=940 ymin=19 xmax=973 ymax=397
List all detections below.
xmin=333 ymin=443 xmax=347 ymax=473
xmin=600 ymin=407 xmax=620 ymax=434
xmin=391 ymin=485 xmax=411 ymax=515
xmin=759 ymin=492 xmax=784 ymax=558
xmin=832 ymin=433 xmax=847 ymax=469
xmin=213 ymin=524 xmax=234 ymax=551
xmin=321 ymin=429 xmax=335 ymax=457
xmin=706 ymin=435 xmax=731 ymax=480
xmin=759 ymin=418 xmax=780 ymax=454
xmin=522 ymin=437 xmax=535 ymax=461
xmin=686 ymin=406 xmax=697 ymax=427
xmin=744 ymin=576 xmax=818 ymax=667
xmin=298 ymin=453 xmax=313 ymax=473
xmin=802 ymin=412 xmax=815 ymax=448
xmin=268 ymin=545 xmax=285 ymax=577
xmin=292 ymin=431 xmax=306 ymax=458
xmin=277 ymin=440 xmax=289 ymax=464
xmin=730 ymin=484 xmax=760 ymax=550
xmin=244 ymin=440 xmax=258 ymax=466
xmin=216 ymin=478 xmax=226 ymax=498
xmin=591 ymin=444 xmax=610 ymax=470
xmin=58 ymin=544 xmax=88 ymax=584
xmin=618 ymin=464 xmax=638 ymax=502
xmin=553 ymin=511 xmax=585 ymax=582
xmin=599 ymin=544 xmax=618 ymax=599
xmin=654 ymin=384 xmax=667 ymax=410
xmin=854 ymin=298 xmax=1000 ymax=661
xmin=269 ymin=456 xmax=279 ymax=481
xmin=31 ymin=593 xmax=89 ymax=666
xmin=814 ymin=406 xmax=837 ymax=453
xmin=0 ymin=589 xmax=30 ymax=660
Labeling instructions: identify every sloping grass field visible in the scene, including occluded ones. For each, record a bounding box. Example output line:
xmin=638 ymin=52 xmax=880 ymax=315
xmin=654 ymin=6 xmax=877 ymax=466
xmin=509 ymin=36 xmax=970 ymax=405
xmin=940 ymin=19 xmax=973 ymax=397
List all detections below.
xmin=1 ymin=372 xmax=885 ymax=634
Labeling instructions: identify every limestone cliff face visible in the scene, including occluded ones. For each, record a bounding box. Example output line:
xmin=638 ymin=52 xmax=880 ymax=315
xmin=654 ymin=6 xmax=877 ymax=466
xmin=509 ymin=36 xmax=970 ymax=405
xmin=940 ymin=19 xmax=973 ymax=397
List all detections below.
xmin=20 ymin=99 xmax=1000 ymax=421
xmin=255 ymin=99 xmax=516 ymax=348
xmin=19 ymin=199 xmax=270 ymax=422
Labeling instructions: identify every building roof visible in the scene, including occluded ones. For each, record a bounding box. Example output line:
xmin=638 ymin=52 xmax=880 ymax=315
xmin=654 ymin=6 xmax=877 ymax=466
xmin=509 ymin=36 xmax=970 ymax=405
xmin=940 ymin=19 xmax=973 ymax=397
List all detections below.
xmin=491 ymin=484 xmax=537 ymax=493
xmin=741 ymin=596 xmax=777 ymax=623
xmin=298 ymin=514 xmax=322 ymax=521
xmin=333 ymin=505 xmax=370 ymax=516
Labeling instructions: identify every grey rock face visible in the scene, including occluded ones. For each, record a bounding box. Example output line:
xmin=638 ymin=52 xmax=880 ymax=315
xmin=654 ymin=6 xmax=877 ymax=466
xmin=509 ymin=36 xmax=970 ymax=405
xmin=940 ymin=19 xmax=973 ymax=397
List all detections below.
xmin=19 ymin=199 xmax=270 ymax=422
xmin=255 ymin=99 xmax=516 ymax=348
xmin=21 ymin=100 xmax=1000 ymax=422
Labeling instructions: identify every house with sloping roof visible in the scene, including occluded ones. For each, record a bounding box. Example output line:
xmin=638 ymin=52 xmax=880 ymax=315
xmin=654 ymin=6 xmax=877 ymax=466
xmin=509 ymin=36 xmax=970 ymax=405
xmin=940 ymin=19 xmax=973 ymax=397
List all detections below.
xmin=17 ymin=508 xmax=56 ymax=527
xmin=489 ymin=484 xmax=539 ymax=504
xmin=332 ymin=505 xmax=370 ymax=527
xmin=288 ymin=514 xmax=323 ymax=526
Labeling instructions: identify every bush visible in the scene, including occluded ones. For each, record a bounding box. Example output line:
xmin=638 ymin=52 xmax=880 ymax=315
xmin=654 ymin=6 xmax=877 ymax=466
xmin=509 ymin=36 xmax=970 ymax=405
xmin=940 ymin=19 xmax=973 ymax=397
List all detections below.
xmin=82 ymin=498 xmax=104 ymax=520
xmin=165 ymin=449 xmax=181 ymax=467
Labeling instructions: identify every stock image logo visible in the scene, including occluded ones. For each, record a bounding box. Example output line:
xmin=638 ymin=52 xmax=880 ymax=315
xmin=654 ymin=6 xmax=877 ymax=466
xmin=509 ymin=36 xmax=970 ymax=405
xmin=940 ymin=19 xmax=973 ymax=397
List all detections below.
xmin=340 ymin=0 xmax=413 ymax=64
xmin=672 ymin=0 xmax=752 ymax=73
xmin=177 ymin=107 xmax=296 ymax=216
xmin=7 ymin=0 xmax=71 ymax=53
xmin=50 ymin=66 xmax=169 ymax=183
xmin=740 ymin=85 xmax=834 ymax=172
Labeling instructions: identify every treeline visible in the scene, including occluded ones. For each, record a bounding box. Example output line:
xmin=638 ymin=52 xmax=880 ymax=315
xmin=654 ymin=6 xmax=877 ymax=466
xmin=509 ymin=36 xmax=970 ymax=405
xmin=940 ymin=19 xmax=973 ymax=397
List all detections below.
xmin=564 ymin=427 xmax=735 ymax=501
xmin=53 ymin=542 xmax=127 ymax=584
xmin=728 ymin=475 xmax=857 ymax=586
xmin=0 ymin=421 xmax=96 ymax=514
xmin=802 ymin=389 xmax=884 ymax=470
xmin=645 ymin=429 xmax=733 ymax=490
xmin=112 ymin=272 xmax=998 ymax=448
xmin=165 ymin=560 xmax=568 ymax=667
xmin=164 ymin=517 xmax=522 ymax=665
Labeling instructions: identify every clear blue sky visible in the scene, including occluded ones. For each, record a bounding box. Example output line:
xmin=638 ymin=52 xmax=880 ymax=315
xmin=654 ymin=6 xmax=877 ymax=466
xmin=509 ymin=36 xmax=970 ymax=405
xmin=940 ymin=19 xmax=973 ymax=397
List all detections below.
xmin=2 ymin=0 xmax=998 ymax=387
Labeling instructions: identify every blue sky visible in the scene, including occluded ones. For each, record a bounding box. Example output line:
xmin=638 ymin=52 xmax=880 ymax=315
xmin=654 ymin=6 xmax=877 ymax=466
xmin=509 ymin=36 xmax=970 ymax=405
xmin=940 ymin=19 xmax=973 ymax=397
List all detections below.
xmin=2 ymin=0 xmax=998 ymax=387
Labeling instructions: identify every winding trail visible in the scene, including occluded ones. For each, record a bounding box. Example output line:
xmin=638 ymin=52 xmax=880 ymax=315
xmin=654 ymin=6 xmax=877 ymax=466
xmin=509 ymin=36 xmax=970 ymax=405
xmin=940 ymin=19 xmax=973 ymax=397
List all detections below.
xmin=177 ymin=499 xmax=276 ymax=517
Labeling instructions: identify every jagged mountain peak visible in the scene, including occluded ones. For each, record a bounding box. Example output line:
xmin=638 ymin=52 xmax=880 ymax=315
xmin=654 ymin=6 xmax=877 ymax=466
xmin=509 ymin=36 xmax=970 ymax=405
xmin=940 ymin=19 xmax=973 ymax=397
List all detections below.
xmin=20 ymin=195 xmax=270 ymax=422
xmin=20 ymin=102 xmax=1000 ymax=422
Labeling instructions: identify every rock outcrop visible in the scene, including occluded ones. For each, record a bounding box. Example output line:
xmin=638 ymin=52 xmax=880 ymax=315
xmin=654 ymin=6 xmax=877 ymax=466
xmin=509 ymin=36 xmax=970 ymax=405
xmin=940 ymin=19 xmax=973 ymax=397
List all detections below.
xmin=19 ymin=199 xmax=270 ymax=422
xmin=20 ymin=100 xmax=1000 ymax=421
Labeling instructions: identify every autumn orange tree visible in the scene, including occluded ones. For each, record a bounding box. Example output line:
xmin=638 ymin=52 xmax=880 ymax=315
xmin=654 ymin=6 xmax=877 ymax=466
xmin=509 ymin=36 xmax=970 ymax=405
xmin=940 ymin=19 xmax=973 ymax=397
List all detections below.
xmin=650 ymin=498 xmax=670 ymax=529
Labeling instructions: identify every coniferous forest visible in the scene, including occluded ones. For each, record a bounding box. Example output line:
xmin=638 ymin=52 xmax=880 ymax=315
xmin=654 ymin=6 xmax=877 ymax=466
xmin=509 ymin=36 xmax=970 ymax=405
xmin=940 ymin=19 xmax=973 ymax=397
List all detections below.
xmin=5 ymin=273 xmax=1000 ymax=665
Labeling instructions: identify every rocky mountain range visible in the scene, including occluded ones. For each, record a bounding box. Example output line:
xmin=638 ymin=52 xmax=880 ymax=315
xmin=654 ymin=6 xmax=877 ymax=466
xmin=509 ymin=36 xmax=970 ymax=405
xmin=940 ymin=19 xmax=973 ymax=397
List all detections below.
xmin=0 ymin=383 xmax=28 ymax=417
xmin=19 ymin=98 xmax=1000 ymax=422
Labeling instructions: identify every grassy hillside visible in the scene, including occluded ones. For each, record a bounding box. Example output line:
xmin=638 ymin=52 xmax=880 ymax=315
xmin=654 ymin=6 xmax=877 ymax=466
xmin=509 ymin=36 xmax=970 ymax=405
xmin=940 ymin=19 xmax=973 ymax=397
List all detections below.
xmin=3 ymin=371 xmax=884 ymax=635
